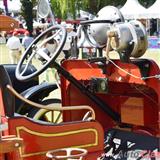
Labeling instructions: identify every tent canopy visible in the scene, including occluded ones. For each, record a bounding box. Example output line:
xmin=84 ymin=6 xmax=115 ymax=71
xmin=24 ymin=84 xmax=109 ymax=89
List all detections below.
xmin=146 ymin=0 xmax=160 ymax=19
xmin=0 ymin=0 xmax=21 ymax=13
xmin=120 ymin=0 xmax=147 ymax=19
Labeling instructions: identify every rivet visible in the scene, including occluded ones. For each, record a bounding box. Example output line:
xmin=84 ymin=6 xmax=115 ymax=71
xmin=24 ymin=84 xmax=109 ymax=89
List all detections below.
xmin=15 ymin=143 xmax=20 ymax=147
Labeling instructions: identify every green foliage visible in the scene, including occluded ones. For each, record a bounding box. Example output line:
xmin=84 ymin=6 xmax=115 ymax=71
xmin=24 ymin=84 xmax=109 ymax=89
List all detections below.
xmin=0 ymin=8 xmax=3 ymax=14
xmin=85 ymin=0 xmax=126 ymax=14
xmin=20 ymin=0 xmax=36 ymax=34
xmin=49 ymin=0 xmax=127 ymax=19
xmin=50 ymin=0 xmax=77 ymax=19
xmin=49 ymin=0 xmax=157 ymax=20
xmin=68 ymin=0 xmax=76 ymax=19
xmin=139 ymin=0 xmax=156 ymax=7
xmin=50 ymin=0 xmax=62 ymax=18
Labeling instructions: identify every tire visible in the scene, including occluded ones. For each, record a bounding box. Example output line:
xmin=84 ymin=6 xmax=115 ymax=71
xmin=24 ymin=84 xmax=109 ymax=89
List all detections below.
xmin=28 ymin=98 xmax=62 ymax=123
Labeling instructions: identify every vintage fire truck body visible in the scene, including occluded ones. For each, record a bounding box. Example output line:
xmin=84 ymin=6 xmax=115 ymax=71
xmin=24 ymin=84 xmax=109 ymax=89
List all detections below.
xmin=0 ymin=0 xmax=159 ymax=159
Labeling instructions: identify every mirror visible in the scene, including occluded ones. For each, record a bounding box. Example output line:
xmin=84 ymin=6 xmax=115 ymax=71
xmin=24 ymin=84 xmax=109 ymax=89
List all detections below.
xmin=37 ymin=0 xmax=50 ymax=18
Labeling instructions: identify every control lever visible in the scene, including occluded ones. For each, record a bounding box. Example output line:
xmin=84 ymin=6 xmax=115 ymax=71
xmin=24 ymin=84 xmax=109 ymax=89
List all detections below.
xmin=80 ymin=20 xmax=115 ymax=25
xmin=88 ymin=57 xmax=107 ymax=64
xmin=88 ymin=57 xmax=107 ymax=74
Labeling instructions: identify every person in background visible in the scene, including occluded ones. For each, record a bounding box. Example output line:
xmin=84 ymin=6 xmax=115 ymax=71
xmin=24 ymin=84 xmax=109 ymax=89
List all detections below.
xmin=37 ymin=32 xmax=58 ymax=63
xmin=61 ymin=22 xmax=76 ymax=58
xmin=44 ymin=32 xmax=58 ymax=55
xmin=6 ymin=31 xmax=22 ymax=64
xmin=35 ymin=27 xmax=42 ymax=37
xmin=0 ymin=33 xmax=6 ymax=44
xmin=22 ymin=31 xmax=34 ymax=61
xmin=22 ymin=31 xmax=34 ymax=53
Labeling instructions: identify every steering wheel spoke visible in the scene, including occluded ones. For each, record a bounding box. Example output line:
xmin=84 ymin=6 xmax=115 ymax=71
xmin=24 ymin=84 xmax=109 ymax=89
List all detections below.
xmin=36 ymin=48 xmax=51 ymax=62
xmin=20 ymin=63 xmax=29 ymax=76
xmin=20 ymin=51 xmax=36 ymax=76
xmin=38 ymin=29 xmax=61 ymax=48
xmin=16 ymin=25 xmax=67 ymax=81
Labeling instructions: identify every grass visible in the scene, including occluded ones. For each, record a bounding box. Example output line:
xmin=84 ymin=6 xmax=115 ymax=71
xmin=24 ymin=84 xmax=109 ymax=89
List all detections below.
xmin=1 ymin=43 xmax=159 ymax=65
xmin=0 ymin=43 xmax=61 ymax=99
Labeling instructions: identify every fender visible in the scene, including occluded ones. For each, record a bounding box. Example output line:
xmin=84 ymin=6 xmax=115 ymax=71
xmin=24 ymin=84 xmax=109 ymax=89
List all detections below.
xmin=16 ymin=82 xmax=58 ymax=114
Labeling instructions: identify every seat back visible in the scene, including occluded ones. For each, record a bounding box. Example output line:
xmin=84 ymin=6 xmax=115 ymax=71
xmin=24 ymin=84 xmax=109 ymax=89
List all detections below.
xmin=3 ymin=64 xmax=38 ymax=93
xmin=8 ymin=116 xmax=104 ymax=160
xmin=0 ymin=65 xmax=15 ymax=117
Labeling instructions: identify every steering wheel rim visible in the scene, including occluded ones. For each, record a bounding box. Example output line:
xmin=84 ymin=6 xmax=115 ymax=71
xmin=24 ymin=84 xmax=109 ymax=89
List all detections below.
xmin=16 ymin=25 xmax=67 ymax=81
xmin=46 ymin=148 xmax=87 ymax=159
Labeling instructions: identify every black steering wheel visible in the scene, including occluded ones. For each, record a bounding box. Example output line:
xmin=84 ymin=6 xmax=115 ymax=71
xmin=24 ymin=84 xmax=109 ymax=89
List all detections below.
xmin=16 ymin=25 xmax=67 ymax=81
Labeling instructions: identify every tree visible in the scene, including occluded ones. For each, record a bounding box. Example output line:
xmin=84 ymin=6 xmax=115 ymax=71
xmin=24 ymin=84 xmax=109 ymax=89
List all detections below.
xmin=20 ymin=0 xmax=36 ymax=35
xmin=50 ymin=0 xmax=62 ymax=18
xmin=50 ymin=0 xmax=157 ymax=20
xmin=139 ymin=0 xmax=156 ymax=7
xmin=84 ymin=0 xmax=127 ymax=14
xmin=50 ymin=0 xmax=78 ymax=19
xmin=50 ymin=0 xmax=127 ymax=19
